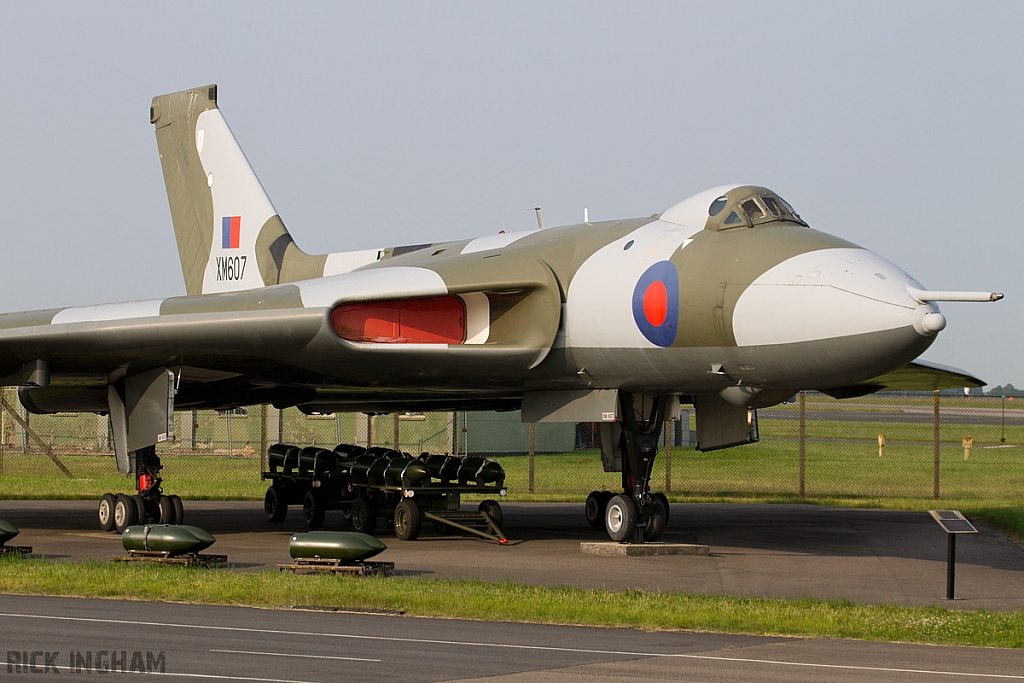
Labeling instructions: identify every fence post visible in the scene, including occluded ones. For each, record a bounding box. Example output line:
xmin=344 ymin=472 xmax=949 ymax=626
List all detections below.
xmin=260 ymin=404 xmax=268 ymax=471
xmin=933 ymin=389 xmax=941 ymax=499
xmin=18 ymin=401 xmax=27 ymax=453
xmin=664 ymin=419 xmax=672 ymax=493
xmin=0 ymin=390 xmax=5 ymax=475
xmin=191 ymin=410 xmax=198 ymax=452
xmin=528 ymin=423 xmax=536 ymax=493
xmin=393 ymin=413 xmax=400 ymax=449
xmin=226 ymin=411 xmax=233 ymax=457
xmin=799 ymin=390 xmax=806 ymax=498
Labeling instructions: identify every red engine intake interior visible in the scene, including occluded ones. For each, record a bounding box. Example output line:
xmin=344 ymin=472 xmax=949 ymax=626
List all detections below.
xmin=331 ymin=296 xmax=467 ymax=344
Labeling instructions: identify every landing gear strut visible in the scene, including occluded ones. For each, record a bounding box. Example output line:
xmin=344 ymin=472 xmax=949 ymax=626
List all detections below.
xmin=604 ymin=393 xmax=668 ymax=544
xmin=97 ymin=446 xmax=183 ymax=533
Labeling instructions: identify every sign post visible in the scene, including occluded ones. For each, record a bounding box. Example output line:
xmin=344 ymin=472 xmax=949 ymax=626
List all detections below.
xmin=929 ymin=510 xmax=978 ymax=600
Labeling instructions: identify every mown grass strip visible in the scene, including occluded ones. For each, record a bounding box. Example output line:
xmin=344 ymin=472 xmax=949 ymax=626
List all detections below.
xmin=1 ymin=556 xmax=1022 ymax=649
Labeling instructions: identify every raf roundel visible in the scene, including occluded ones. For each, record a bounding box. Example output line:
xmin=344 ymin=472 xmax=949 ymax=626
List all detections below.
xmin=631 ymin=261 xmax=679 ymax=347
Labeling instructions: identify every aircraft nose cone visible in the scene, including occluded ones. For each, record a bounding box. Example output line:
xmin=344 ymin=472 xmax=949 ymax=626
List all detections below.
xmin=732 ymin=247 xmax=935 ymax=347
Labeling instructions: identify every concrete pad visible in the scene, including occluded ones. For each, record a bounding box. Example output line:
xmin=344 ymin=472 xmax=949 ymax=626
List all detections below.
xmin=581 ymin=541 xmax=710 ymax=556
xmin=3 ymin=500 xmax=1024 ymax=610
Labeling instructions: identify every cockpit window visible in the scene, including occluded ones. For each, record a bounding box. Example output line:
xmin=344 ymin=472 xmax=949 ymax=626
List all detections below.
xmin=723 ymin=210 xmax=743 ymax=225
xmin=703 ymin=186 xmax=808 ymax=232
xmin=740 ymin=198 xmax=764 ymax=219
xmin=708 ymin=196 xmax=728 ymax=217
xmin=778 ymin=196 xmax=802 ymax=221
xmin=760 ymin=195 xmax=782 ymax=218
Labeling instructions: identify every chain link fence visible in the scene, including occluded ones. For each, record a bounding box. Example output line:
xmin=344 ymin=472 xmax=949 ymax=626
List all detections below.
xmin=0 ymin=386 xmax=1020 ymax=500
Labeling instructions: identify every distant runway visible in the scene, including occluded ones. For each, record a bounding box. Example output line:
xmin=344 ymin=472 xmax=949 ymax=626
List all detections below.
xmin=760 ymin=403 xmax=1024 ymax=426
xmin=2 ymin=594 xmax=1024 ymax=683
xmin=3 ymin=500 xmax=1024 ymax=610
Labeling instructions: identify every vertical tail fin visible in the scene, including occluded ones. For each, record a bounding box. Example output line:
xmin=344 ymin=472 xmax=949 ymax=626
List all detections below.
xmin=151 ymin=85 xmax=326 ymax=294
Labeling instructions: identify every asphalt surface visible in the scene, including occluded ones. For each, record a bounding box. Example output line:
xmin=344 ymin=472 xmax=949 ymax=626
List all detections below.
xmin=2 ymin=594 xmax=1024 ymax=682
xmin=2 ymin=500 xmax=1024 ymax=609
xmin=759 ymin=404 xmax=1024 ymax=426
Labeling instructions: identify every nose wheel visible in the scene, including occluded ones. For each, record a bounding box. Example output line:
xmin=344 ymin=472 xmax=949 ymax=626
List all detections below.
xmin=602 ymin=393 xmax=669 ymax=544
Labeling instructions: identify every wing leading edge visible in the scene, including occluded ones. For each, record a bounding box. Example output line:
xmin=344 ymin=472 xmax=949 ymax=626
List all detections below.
xmin=822 ymin=360 xmax=985 ymax=399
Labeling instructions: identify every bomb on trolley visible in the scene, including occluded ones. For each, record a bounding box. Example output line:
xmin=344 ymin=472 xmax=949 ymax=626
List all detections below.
xmin=261 ymin=443 xmax=508 ymax=543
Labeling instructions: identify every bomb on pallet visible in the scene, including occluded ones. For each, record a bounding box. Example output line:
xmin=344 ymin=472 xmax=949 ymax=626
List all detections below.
xmin=121 ymin=525 xmax=216 ymax=556
xmin=288 ymin=531 xmax=386 ymax=562
xmin=0 ymin=518 xmax=20 ymax=546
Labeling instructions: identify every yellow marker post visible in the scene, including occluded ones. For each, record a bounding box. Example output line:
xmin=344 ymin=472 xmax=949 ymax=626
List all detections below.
xmin=963 ymin=436 xmax=973 ymax=460
xmin=878 ymin=434 xmax=885 ymax=458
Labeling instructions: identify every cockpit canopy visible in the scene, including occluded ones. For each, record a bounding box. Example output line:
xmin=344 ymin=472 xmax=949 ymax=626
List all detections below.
xmin=705 ymin=186 xmax=807 ymax=232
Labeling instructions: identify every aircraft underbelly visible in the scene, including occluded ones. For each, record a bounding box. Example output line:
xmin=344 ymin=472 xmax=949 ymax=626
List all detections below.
xmin=568 ymin=325 xmax=932 ymax=394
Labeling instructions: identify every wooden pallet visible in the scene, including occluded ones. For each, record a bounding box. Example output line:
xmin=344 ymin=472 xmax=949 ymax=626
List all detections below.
xmin=110 ymin=551 xmax=228 ymax=567
xmin=0 ymin=545 xmax=32 ymax=557
xmin=277 ymin=558 xmax=394 ymax=576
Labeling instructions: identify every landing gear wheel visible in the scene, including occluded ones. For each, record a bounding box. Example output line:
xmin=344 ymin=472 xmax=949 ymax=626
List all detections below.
xmin=98 ymin=493 xmax=117 ymax=531
xmin=158 ymin=495 xmax=175 ymax=524
xmin=338 ymin=507 xmax=353 ymax=530
xmin=585 ymin=491 xmax=606 ymax=529
xmin=302 ymin=489 xmax=326 ymax=529
xmin=169 ymin=495 xmax=184 ymax=525
xmin=264 ymin=485 xmax=288 ymax=523
xmin=113 ymin=494 xmax=136 ymax=533
xmin=394 ymin=499 xmax=422 ymax=541
xmin=654 ymin=492 xmax=670 ymax=525
xmin=605 ymin=494 xmax=637 ymax=543
xmin=131 ymin=494 xmax=148 ymax=524
xmin=645 ymin=496 xmax=668 ymax=542
xmin=433 ymin=519 xmax=454 ymax=536
xmin=351 ymin=496 xmax=377 ymax=535
xmin=478 ymin=500 xmax=503 ymax=530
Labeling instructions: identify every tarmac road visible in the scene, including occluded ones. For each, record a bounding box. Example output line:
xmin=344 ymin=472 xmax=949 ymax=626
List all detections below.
xmin=759 ymin=404 xmax=1024 ymax=426
xmin=2 ymin=594 xmax=1024 ymax=683
xmin=2 ymin=500 xmax=1024 ymax=610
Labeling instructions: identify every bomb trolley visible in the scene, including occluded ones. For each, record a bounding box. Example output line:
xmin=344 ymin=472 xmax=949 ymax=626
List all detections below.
xmin=261 ymin=444 xmax=508 ymax=543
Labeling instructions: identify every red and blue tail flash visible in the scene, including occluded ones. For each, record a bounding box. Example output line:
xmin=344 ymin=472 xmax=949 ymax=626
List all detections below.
xmin=222 ymin=216 xmax=241 ymax=249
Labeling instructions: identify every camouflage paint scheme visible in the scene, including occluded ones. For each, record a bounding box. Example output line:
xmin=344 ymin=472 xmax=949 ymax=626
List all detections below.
xmin=0 ymin=86 xmax=999 ymax=434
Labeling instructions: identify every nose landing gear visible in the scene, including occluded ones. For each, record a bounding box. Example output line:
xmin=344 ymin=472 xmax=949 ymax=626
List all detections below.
xmin=601 ymin=393 xmax=669 ymax=544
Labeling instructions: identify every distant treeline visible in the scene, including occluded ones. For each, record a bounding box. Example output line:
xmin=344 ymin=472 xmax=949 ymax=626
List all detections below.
xmin=978 ymin=384 xmax=1024 ymax=397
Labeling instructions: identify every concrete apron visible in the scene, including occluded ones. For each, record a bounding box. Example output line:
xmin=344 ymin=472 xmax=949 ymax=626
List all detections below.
xmin=2 ymin=500 xmax=1023 ymax=610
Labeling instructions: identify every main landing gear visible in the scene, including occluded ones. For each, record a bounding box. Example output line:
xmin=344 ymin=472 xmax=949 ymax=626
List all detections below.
xmin=97 ymin=446 xmax=184 ymax=533
xmin=586 ymin=393 xmax=670 ymax=544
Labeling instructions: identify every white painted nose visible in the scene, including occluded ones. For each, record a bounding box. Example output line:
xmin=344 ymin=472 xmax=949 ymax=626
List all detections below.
xmin=732 ymin=247 xmax=938 ymax=346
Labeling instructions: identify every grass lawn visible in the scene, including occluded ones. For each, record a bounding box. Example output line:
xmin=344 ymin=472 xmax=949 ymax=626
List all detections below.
xmin=0 ymin=556 xmax=1021 ymax=648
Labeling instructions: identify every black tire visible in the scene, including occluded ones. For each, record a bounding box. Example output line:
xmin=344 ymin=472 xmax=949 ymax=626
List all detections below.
xmin=98 ymin=493 xmax=117 ymax=531
xmin=584 ymin=491 xmax=605 ymax=529
xmin=645 ymin=496 xmax=668 ymax=542
xmin=264 ymin=485 xmax=288 ymax=523
xmin=169 ymin=495 xmax=184 ymax=525
xmin=158 ymin=495 xmax=175 ymax=524
xmin=654 ymin=492 xmax=670 ymax=525
xmin=351 ymin=497 xmax=377 ymax=535
xmin=113 ymin=493 xmax=136 ymax=533
xmin=338 ymin=507 xmax=353 ymax=530
xmin=433 ymin=519 xmax=454 ymax=536
xmin=131 ymin=494 xmax=148 ymax=524
xmin=605 ymin=494 xmax=637 ymax=543
xmin=478 ymin=500 xmax=503 ymax=529
xmin=393 ymin=499 xmax=422 ymax=541
xmin=302 ymin=489 xmax=326 ymax=529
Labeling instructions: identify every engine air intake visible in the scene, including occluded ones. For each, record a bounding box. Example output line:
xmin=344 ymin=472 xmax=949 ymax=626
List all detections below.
xmin=331 ymin=296 xmax=466 ymax=344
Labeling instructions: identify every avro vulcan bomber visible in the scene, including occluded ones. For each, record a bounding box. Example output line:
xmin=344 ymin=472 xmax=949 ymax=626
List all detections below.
xmin=0 ymin=85 xmax=1002 ymax=542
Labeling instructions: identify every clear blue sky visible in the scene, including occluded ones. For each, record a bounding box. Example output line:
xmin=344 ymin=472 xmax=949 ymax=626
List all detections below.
xmin=1 ymin=1 xmax=1019 ymax=386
